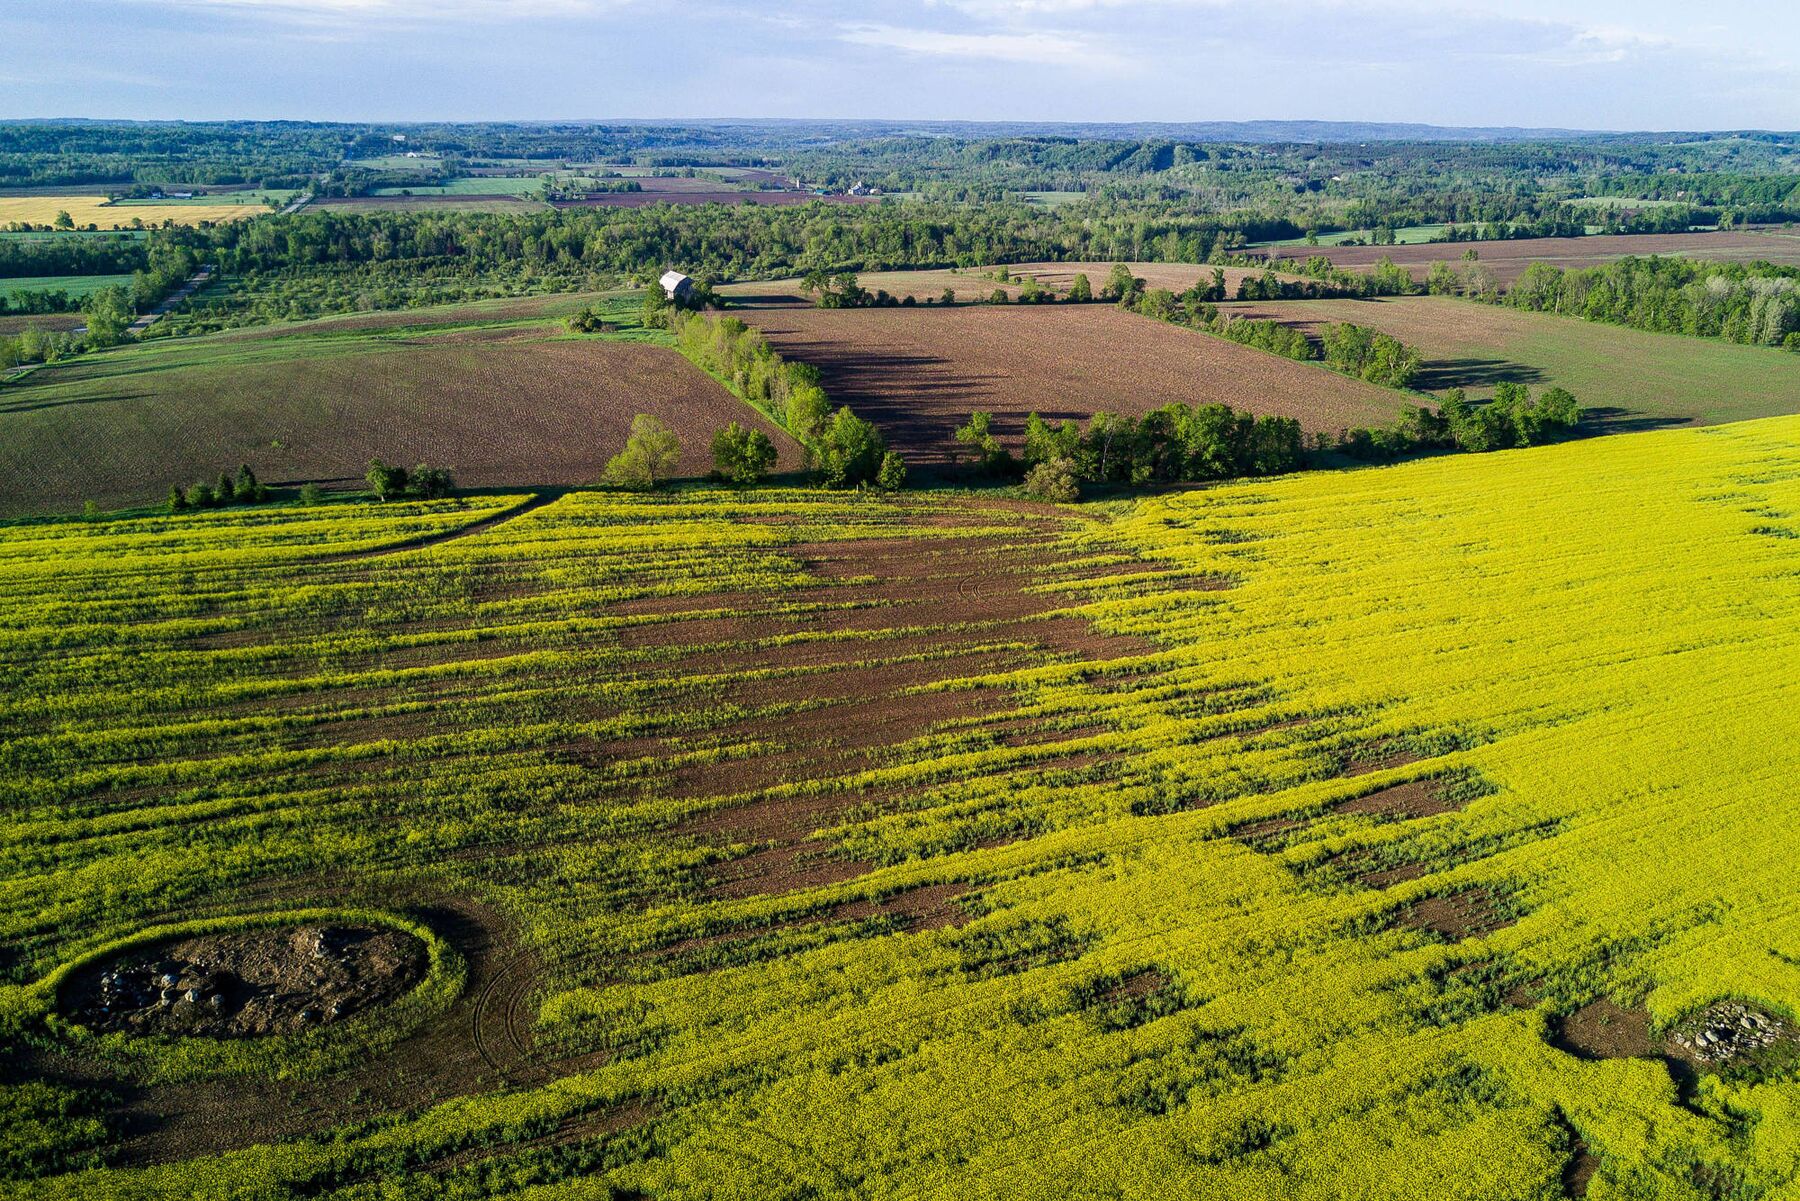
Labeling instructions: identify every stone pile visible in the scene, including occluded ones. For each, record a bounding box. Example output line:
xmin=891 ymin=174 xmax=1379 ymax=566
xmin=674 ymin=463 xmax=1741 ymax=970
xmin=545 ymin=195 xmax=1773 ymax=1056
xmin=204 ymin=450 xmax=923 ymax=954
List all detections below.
xmin=1667 ymin=1001 xmax=1787 ymax=1063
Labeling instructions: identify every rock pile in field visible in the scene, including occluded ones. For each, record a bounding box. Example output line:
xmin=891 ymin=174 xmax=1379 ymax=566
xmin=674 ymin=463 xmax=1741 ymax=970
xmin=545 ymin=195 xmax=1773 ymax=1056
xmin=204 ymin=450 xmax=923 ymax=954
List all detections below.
xmin=69 ymin=924 xmax=425 ymax=1039
xmin=1667 ymin=1001 xmax=1787 ymax=1064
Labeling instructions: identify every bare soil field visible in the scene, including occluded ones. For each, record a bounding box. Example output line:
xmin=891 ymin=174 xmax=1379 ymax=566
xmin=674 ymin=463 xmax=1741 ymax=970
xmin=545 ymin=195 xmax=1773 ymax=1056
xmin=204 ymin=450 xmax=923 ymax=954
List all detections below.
xmin=313 ymin=196 xmax=548 ymax=214
xmin=1242 ymin=231 xmax=1800 ymax=285
xmin=737 ymin=303 xmax=1406 ymax=465
xmin=1214 ymin=295 xmax=1800 ymax=429
xmin=0 ymin=312 xmax=84 ymax=335
xmin=721 ymin=262 xmax=1297 ymax=306
xmin=0 ymin=334 xmax=802 ymax=513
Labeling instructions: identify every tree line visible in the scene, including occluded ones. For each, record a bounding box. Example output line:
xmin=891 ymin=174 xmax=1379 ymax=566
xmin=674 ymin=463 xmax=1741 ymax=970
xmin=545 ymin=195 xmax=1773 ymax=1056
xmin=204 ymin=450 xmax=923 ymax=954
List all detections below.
xmin=661 ymin=310 xmax=905 ymax=488
xmin=953 ymin=403 xmax=1306 ymax=499
xmin=1503 ymin=257 xmax=1800 ymax=349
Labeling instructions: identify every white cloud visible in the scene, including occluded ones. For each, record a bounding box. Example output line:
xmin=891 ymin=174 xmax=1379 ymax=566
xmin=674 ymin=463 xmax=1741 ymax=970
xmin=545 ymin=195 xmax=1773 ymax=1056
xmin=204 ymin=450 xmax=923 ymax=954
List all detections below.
xmin=838 ymin=21 xmax=1111 ymax=66
xmin=147 ymin=0 xmax=629 ymax=20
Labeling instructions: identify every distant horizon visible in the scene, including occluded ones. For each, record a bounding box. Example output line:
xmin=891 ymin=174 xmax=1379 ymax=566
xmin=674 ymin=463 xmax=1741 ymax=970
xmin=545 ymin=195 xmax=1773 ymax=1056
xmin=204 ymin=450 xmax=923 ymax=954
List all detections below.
xmin=5 ymin=115 xmax=1796 ymax=140
xmin=7 ymin=2 xmax=1796 ymax=132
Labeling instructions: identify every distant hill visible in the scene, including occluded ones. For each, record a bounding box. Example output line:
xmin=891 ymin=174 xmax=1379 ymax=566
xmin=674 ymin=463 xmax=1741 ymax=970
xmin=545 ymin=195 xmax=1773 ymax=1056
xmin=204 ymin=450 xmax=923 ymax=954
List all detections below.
xmin=657 ymin=118 xmax=1622 ymax=144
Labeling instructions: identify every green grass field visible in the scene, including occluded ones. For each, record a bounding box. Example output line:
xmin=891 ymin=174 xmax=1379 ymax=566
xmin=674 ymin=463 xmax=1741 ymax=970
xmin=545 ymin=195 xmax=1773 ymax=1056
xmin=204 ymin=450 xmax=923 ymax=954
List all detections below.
xmin=1255 ymin=224 xmax=1456 ymax=248
xmin=3 ymin=413 xmax=1800 ymax=1196
xmin=371 ymin=177 xmax=546 ymax=197
xmin=1217 ymin=295 xmax=1800 ymax=430
xmin=0 ymin=273 xmax=134 ymax=299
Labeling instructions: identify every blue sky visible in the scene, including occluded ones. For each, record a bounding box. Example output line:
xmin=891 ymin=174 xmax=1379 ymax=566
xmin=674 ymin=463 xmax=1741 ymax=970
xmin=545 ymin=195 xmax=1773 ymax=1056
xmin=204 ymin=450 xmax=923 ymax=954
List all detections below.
xmin=5 ymin=0 xmax=1795 ymax=130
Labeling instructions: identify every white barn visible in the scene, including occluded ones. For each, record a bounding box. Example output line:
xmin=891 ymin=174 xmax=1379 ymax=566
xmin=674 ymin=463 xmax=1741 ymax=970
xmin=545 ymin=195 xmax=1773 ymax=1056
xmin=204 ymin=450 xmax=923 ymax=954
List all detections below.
xmin=659 ymin=270 xmax=695 ymax=301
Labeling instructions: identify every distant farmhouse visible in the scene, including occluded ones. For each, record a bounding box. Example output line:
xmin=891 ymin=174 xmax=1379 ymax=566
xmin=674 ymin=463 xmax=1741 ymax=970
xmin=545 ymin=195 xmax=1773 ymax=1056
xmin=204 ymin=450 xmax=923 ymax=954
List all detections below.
xmin=659 ymin=270 xmax=695 ymax=302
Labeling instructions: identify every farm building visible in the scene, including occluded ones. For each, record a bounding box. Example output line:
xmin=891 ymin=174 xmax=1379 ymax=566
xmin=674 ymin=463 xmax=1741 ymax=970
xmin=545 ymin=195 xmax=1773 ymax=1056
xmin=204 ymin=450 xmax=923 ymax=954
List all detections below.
xmin=660 ymin=270 xmax=695 ymax=301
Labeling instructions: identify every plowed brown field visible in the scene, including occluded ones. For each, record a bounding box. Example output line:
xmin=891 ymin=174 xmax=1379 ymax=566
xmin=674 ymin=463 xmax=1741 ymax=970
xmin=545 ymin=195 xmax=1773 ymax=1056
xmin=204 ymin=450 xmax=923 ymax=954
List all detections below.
xmin=720 ymin=262 xmax=1297 ymax=307
xmin=738 ymin=304 xmax=1405 ymax=465
xmin=1244 ymin=230 xmax=1800 ymax=285
xmin=0 ymin=334 xmax=802 ymax=514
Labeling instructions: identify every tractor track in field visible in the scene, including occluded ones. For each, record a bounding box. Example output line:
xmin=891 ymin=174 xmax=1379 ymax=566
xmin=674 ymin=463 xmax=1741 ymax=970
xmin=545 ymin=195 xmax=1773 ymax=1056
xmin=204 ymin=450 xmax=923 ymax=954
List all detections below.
xmin=317 ymin=491 xmax=561 ymax=563
xmin=470 ymin=948 xmax=549 ymax=1083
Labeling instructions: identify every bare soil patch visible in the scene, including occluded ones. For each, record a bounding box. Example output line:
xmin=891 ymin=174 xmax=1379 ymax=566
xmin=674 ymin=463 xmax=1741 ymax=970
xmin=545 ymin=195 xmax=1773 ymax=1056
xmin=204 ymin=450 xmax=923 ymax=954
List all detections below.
xmin=1551 ymin=998 xmax=1658 ymax=1060
xmin=648 ymin=515 xmax=1162 ymax=898
xmin=66 ymin=925 xmax=425 ymax=1039
xmin=1400 ymin=888 xmax=1513 ymax=940
xmin=736 ymin=304 xmax=1402 ymax=466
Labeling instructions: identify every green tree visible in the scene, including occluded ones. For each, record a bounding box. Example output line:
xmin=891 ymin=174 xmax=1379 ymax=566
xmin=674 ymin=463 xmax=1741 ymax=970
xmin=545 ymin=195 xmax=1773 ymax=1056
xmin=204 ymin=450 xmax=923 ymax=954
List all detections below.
xmin=365 ymin=458 xmax=410 ymax=501
xmin=786 ymin=383 xmax=830 ymax=442
xmin=298 ymin=482 xmax=325 ymax=505
xmin=954 ymin=410 xmax=1014 ymax=475
xmin=1101 ymin=263 xmax=1135 ymax=302
xmin=235 ymin=464 xmax=268 ymax=502
xmin=1067 ymin=273 xmax=1092 ymax=303
xmin=80 ymin=286 xmax=134 ymax=348
xmin=603 ymin=414 xmax=682 ymax=489
xmin=53 ymin=210 xmax=73 ymax=230
xmin=410 ymin=464 xmax=455 ymax=499
xmin=711 ymin=421 xmax=778 ymax=484
xmin=815 ymin=407 xmax=887 ymax=488
xmin=875 ymin=450 xmax=907 ymax=491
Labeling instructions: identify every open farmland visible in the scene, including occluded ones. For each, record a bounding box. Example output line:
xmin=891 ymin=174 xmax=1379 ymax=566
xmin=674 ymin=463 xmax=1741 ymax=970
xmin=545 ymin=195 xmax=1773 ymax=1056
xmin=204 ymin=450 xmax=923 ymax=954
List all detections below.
xmin=0 ymin=312 xmax=83 ymax=335
xmin=734 ymin=302 xmax=1404 ymax=464
xmin=312 ymin=195 xmax=548 ymax=214
xmin=0 ymin=197 xmax=261 ymax=229
xmin=4 ymin=415 xmax=1800 ymax=1196
xmin=1243 ymin=230 xmax=1800 ymax=285
xmin=1216 ymin=295 xmax=1800 ymax=429
xmin=371 ymin=177 xmax=547 ymax=197
xmin=0 ymin=273 xmax=134 ymax=300
xmin=721 ymin=262 xmax=1301 ymax=307
xmin=551 ymin=190 xmax=880 ymax=209
xmin=0 ymin=314 xmax=801 ymax=514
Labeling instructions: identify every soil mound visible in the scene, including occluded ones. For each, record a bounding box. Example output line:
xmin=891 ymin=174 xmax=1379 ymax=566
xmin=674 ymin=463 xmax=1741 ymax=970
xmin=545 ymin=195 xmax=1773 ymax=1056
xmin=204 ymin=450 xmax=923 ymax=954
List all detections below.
xmin=68 ymin=924 xmax=425 ymax=1039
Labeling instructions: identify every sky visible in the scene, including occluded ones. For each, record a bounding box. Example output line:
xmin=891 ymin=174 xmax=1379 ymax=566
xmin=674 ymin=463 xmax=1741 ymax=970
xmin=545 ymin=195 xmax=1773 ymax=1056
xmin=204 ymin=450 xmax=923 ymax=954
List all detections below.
xmin=4 ymin=0 xmax=1796 ymax=131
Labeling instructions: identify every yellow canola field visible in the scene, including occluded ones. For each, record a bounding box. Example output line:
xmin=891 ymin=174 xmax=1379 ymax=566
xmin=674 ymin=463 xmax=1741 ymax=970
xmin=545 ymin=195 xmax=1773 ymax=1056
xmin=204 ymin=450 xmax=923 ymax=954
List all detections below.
xmin=4 ymin=415 xmax=1800 ymax=1199
xmin=0 ymin=196 xmax=260 ymax=228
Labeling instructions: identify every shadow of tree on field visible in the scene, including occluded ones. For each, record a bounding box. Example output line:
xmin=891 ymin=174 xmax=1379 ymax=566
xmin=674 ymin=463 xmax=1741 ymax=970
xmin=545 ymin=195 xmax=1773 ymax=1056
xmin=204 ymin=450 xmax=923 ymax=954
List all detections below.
xmin=1581 ymin=406 xmax=1699 ymax=434
xmin=1415 ymin=357 xmax=1547 ymax=391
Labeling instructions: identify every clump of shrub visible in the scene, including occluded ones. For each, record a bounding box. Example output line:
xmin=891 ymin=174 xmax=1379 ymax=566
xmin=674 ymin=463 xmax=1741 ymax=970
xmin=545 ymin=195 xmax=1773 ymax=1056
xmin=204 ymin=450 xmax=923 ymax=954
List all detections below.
xmin=564 ymin=306 xmax=618 ymax=334
xmin=365 ymin=459 xmax=455 ymax=502
xmin=1023 ymin=456 xmax=1081 ymax=502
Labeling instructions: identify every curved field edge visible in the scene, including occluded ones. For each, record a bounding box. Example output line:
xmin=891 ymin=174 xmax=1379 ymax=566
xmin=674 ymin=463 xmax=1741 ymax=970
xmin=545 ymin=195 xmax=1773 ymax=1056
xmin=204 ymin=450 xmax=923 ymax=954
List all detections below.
xmin=0 ymin=419 xmax=1796 ymax=1197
